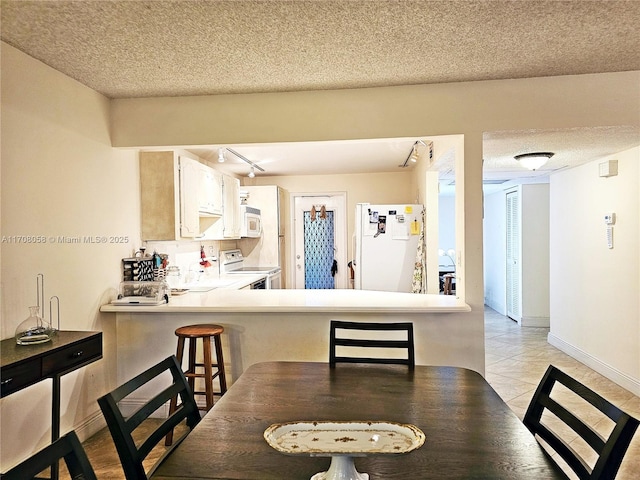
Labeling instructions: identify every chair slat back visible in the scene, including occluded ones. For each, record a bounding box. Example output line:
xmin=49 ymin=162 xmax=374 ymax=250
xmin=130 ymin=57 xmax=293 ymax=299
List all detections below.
xmin=97 ymin=355 xmax=201 ymax=480
xmin=329 ymin=320 xmax=415 ymax=368
xmin=523 ymin=365 xmax=639 ymax=479
xmin=1 ymin=430 xmax=97 ymax=480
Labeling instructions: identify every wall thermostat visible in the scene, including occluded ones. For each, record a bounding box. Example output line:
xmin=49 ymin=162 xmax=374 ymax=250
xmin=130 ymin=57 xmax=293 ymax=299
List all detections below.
xmin=604 ymin=213 xmax=616 ymax=225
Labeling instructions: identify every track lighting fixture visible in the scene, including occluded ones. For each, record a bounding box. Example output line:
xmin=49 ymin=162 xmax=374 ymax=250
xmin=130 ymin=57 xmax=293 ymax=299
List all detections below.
xmin=225 ymin=148 xmax=265 ymax=175
xmin=399 ymin=140 xmax=428 ymax=168
xmin=409 ymin=144 xmax=419 ymax=163
xmin=218 ymin=148 xmax=226 ymax=163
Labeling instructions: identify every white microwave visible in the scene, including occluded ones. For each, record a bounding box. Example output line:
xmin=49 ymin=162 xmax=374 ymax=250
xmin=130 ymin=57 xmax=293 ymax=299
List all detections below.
xmin=240 ymin=205 xmax=262 ymax=238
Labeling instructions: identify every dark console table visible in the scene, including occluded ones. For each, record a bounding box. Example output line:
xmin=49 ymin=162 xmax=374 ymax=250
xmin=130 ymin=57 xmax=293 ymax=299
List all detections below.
xmin=1 ymin=330 xmax=102 ymax=478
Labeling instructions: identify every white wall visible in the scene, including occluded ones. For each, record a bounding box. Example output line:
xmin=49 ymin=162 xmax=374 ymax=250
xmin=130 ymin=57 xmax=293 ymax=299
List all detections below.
xmin=521 ymin=184 xmax=550 ymax=326
xmin=549 ymin=147 xmax=639 ymax=393
xmin=0 ymin=43 xmax=141 ymax=467
xmin=438 ymin=195 xmax=456 ymax=266
xmin=484 ymin=190 xmax=507 ymax=314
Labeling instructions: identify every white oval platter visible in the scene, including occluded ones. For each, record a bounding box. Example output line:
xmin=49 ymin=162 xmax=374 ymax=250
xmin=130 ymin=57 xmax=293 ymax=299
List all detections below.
xmin=263 ymin=420 xmax=425 ymax=456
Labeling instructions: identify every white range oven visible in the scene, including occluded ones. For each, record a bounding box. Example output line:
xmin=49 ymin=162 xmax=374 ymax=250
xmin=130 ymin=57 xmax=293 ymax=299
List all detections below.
xmin=220 ymin=249 xmax=281 ymax=289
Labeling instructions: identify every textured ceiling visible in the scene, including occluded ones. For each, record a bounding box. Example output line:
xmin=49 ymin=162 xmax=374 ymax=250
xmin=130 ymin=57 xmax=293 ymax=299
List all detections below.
xmin=2 ymin=0 xmax=639 ymax=99
xmin=1 ymin=0 xmax=639 ymax=185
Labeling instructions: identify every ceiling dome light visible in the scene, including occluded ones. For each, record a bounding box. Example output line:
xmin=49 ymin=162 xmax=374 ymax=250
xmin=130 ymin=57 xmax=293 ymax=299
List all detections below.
xmin=514 ymin=152 xmax=554 ymax=171
xmin=218 ymin=148 xmax=226 ymax=163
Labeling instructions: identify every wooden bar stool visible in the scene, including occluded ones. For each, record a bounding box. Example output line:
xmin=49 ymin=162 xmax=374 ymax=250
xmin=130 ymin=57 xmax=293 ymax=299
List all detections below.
xmin=443 ymin=273 xmax=456 ymax=295
xmin=166 ymin=324 xmax=227 ymax=445
xmin=173 ymin=324 xmax=228 ymax=409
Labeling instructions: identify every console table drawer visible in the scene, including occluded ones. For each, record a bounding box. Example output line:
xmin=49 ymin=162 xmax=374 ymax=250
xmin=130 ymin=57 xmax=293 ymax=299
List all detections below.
xmin=42 ymin=334 xmax=102 ymax=376
xmin=1 ymin=358 xmax=42 ymax=396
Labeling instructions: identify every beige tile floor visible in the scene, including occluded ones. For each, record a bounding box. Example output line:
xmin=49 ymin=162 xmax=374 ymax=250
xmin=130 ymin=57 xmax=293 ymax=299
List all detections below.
xmin=484 ymin=306 xmax=640 ymax=479
xmin=77 ymin=307 xmax=639 ymax=479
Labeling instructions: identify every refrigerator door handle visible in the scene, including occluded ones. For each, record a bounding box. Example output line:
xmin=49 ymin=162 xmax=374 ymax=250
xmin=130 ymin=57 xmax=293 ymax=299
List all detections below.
xmin=351 ymin=233 xmax=356 ymax=267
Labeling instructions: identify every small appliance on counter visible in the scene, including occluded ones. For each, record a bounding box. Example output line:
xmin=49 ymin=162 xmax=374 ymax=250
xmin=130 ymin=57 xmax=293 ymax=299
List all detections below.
xmin=122 ymin=250 xmax=168 ymax=282
xmin=111 ymin=281 xmax=169 ymax=305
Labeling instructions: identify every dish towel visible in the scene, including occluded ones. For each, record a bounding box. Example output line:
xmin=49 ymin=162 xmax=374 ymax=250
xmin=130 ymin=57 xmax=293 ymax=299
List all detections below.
xmin=411 ymin=208 xmax=426 ymax=294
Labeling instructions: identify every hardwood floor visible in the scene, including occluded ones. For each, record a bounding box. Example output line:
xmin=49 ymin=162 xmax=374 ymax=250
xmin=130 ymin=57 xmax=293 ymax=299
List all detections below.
xmin=78 ymin=420 xmax=188 ymax=479
xmin=78 ymin=308 xmax=639 ymax=479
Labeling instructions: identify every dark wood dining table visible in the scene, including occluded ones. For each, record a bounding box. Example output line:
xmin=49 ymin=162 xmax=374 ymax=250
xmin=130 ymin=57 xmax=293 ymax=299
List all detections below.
xmin=151 ymin=361 xmax=567 ymax=479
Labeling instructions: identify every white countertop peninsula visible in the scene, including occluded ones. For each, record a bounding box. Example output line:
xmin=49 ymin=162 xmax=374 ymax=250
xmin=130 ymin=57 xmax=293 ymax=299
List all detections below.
xmin=100 ymin=287 xmax=470 ymax=314
xmin=100 ymin=289 xmax=479 ymax=399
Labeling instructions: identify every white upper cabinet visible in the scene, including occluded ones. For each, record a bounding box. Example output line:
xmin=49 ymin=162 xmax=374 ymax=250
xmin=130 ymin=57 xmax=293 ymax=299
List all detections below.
xmin=223 ymin=175 xmax=241 ymax=238
xmin=198 ymin=163 xmax=223 ymax=216
xmin=206 ymin=174 xmax=241 ymax=240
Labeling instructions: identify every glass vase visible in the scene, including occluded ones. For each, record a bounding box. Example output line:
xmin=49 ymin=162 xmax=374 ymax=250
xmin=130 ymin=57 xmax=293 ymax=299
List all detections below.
xmin=15 ymin=306 xmax=54 ymax=345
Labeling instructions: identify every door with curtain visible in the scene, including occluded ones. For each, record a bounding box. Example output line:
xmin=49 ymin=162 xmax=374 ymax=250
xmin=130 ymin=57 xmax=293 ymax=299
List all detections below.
xmin=293 ymin=194 xmax=347 ymax=289
xmin=304 ymin=208 xmax=335 ymax=288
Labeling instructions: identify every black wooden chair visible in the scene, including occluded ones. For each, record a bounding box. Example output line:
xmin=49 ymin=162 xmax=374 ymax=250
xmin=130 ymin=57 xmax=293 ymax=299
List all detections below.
xmin=97 ymin=355 xmax=201 ymax=480
xmin=1 ymin=430 xmax=96 ymax=480
xmin=329 ymin=320 xmax=415 ymax=368
xmin=523 ymin=365 xmax=639 ymax=479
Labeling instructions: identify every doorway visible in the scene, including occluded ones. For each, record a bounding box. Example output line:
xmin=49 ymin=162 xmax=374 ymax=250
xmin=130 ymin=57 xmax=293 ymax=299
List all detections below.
xmin=292 ymin=193 xmax=347 ymax=289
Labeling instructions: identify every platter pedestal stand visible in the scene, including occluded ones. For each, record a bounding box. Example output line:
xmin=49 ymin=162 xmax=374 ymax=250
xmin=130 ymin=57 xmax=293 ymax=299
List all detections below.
xmin=264 ymin=421 xmax=425 ymax=480
xmin=311 ymin=455 xmax=369 ymax=480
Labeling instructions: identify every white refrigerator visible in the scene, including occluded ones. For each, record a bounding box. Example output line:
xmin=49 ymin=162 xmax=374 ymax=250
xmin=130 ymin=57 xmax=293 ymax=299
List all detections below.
xmin=353 ymin=203 xmax=423 ymax=292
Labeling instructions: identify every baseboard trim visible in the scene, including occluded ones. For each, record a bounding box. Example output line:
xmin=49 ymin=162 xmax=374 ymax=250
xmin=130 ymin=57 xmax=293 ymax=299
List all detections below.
xmin=73 ymin=400 xmax=171 ymax=443
xmin=548 ymin=332 xmax=640 ymax=396
xmin=74 ymin=410 xmax=107 ymax=443
xmin=118 ymin=398 xmax=170 ymax=419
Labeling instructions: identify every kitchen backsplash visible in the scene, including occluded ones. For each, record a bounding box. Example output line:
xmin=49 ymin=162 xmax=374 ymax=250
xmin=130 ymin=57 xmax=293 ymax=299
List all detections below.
xmin=141 ymin=239 xmax=238 ymax=280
